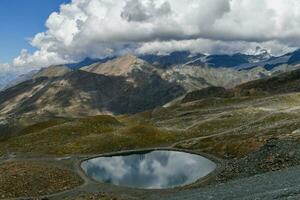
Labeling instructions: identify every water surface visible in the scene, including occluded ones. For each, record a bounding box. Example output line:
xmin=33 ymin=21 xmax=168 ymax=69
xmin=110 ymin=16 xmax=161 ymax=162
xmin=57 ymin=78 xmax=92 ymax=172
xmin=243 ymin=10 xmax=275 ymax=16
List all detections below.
xmin=81 ymin=150 xmax=216 ymax=189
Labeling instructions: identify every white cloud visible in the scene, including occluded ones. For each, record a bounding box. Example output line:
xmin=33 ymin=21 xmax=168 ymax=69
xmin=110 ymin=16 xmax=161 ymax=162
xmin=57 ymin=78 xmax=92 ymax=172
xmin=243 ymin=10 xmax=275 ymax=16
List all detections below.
xmin=0 ymin=63 xmax=10 ymax=72
xmin=13 ymin=49 xmax=66 ymax=68
xmin=0 ymin=62 xmax=26 ymax=89
xmin=121 ymin=0 xmax=172 ymax=22
xmin=3 ymin=0 xmax=300 ymax=71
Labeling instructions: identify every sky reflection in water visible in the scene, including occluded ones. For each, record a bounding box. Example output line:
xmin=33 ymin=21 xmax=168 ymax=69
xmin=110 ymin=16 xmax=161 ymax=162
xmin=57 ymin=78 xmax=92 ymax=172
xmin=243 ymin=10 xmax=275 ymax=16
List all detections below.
xmin=81 ymin=150 xmax=216 ymax=189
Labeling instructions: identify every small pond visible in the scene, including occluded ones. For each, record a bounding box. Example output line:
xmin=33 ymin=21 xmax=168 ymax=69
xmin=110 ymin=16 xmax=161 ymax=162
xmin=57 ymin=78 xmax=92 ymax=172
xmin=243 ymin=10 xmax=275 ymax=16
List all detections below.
xmin=81 ymin=150 xmax=217 ymax=189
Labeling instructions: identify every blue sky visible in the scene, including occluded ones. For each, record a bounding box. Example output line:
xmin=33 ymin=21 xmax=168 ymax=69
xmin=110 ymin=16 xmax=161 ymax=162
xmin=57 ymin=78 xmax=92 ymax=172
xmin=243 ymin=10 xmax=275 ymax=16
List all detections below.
xmin=0 ymin=0 xmax=70 ymax=62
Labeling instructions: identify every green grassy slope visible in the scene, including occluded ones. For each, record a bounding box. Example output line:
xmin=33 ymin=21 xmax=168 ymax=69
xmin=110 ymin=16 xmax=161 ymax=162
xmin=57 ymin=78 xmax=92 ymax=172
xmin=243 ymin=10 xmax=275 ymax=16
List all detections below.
xmin=0 ymin=115 xmax=180 ymax=155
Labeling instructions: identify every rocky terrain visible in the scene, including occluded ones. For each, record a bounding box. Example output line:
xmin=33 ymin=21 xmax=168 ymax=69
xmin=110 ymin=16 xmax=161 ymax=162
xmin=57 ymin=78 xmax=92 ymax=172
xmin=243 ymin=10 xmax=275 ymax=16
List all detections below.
xmin=0 ymin=161 xmax=82 ymax=199
xmin=81 ymin=55 xmax=155 ymax=77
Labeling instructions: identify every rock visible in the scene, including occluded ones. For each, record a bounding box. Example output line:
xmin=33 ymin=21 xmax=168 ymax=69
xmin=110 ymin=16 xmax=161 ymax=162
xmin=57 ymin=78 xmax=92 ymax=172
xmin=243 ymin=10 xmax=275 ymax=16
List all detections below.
xmin=289 ymin=151 xmax=295 ymax=157
xmin=292 ymin=129 xmax=300 ymax=134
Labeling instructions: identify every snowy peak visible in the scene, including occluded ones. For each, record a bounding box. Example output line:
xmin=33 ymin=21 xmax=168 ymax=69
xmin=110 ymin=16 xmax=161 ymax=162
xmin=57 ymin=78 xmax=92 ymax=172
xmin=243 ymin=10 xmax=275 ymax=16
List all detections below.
xmin=247 ymin=46 xmax=272 ymax=62
xmin=253 ymin=46 xmax=271 ymax=56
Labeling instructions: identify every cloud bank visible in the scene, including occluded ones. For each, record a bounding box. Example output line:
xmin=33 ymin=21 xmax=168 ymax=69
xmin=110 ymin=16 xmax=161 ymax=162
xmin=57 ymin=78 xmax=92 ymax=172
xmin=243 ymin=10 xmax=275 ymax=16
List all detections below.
xmin=3 ymin=0 xmax=300 ymax=71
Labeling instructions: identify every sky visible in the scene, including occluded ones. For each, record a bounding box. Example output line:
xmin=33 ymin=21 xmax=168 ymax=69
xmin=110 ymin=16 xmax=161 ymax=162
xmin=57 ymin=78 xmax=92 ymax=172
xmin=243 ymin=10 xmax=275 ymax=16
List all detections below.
xmin=0 ymin=0 xmax=70 ymax=63
xmin=1 ymin=0 xmax=300 ymax=74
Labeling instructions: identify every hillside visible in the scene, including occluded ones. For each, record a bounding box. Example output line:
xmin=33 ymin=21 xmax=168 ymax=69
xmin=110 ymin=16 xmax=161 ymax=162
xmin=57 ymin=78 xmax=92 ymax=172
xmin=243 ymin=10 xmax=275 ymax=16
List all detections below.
xmin=0 ymin=70 xmax=184 ymax=125
xmin=176 ymin=66 xmax=300 ymax=103
xmin=161 ymin=65 xmax=271 ymax=91
xmin=234 ymin=67 xmax=300 ymax=96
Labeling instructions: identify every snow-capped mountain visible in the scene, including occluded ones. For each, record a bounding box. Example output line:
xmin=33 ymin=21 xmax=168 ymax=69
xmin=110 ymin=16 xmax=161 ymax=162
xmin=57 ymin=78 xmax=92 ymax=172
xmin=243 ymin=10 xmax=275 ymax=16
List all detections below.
xmin=138 ymin=48 xmax=286 ymax=70
xmin=246 ymin=46 xmax=273 ymax=62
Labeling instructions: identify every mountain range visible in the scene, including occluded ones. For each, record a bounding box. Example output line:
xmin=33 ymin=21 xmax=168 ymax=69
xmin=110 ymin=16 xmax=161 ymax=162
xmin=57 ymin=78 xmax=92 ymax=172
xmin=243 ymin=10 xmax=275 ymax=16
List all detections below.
xmin=140 ymin=47 xmax=300 ymax=69
xmin=2 ymin=47 xmax=300 ymax=90
xmin=0 ymin=55 xmax=184 ymax=123
xmin=1 ymin=48 xmax=300 ymax=125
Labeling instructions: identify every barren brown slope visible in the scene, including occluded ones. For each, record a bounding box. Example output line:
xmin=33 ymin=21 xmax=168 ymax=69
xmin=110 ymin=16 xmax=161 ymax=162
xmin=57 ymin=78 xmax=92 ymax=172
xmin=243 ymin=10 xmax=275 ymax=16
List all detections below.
xmin=0 ymin=70 xmax=185 ymax=123
xmin=81 ymin=54 xmax=155 ymax=77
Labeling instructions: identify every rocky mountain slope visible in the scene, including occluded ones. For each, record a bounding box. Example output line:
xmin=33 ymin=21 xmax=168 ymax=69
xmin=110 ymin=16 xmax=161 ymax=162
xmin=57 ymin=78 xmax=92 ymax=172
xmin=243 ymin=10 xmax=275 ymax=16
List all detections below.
xmin=234 ymin=67 xmax=300 ymax=96
xmin=81 ymin=54 xmax=155 ymax=77
xmin=2 ymin=48 xmax=300 ymax=92
xmin=1 ymin=52 xmax=300 ymax=126
xmin=178 ymin=67 xmax=300 ymax=103
xmin=160 ymin=60 xmax=300 ymax=92
xmin=0 ymin=59 xmax=184 ymax=123
xmin=161 ymin=65 xmax=270 ymax=91
xmin=66 ymin=53 xmax=299 ymax=96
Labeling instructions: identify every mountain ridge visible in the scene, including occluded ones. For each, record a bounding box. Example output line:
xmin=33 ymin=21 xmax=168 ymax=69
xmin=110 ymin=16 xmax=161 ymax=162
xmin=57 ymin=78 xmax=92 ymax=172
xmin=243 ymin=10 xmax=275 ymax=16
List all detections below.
xmin=1 ymin=50 xmax=300 ymax=124
xmin=0 ymin=65 xmax=185 ymax=121
xmin=2 ymin=49 xmax=300 ymax=91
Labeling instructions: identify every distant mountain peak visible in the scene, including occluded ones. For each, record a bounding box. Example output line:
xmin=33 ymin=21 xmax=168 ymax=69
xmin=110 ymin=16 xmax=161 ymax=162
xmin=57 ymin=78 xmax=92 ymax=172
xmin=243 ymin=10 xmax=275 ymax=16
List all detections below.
xmin=81 ymin=54 xmax=153 ymax=77
xmin=247 ymin=46 xmax=272 ymax=58
xmin=66 ymin=56 xmax=116 ymax=70
xmin=118 ymin=54 xmax=140 ymax=62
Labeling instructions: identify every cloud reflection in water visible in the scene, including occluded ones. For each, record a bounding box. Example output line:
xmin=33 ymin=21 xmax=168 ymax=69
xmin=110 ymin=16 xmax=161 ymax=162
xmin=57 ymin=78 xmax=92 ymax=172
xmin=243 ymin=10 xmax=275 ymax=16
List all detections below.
xmin=81 ymin=150 xmax=216 ymax=189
